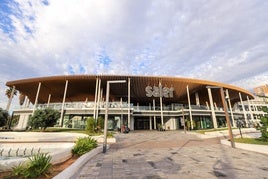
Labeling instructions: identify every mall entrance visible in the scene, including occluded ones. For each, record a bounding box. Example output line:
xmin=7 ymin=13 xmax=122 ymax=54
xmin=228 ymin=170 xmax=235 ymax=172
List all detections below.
xmin=134 ymin=117 xmax=152 ymax=130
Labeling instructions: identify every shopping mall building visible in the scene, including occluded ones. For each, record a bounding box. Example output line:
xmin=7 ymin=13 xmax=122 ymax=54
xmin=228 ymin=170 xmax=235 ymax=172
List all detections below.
xmin=5 ymin=75 xmax=265 ymax=131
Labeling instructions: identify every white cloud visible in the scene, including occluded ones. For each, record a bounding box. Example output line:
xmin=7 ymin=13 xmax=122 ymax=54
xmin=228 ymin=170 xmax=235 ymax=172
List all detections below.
xmin=0 ymin=0 xmax=268 ymax=109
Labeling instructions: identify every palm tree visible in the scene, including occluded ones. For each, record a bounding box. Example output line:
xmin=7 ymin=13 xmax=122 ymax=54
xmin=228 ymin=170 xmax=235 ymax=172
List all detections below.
xmin=19 ymin=93 xmax=26 ymax=106
xmin=5 ymin=87 xmax=17 ymax=99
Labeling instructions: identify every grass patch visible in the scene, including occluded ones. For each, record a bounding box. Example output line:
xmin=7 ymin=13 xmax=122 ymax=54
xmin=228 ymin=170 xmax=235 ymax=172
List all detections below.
xmin=196 ymin=128 xmax=237 ymax=134
xmin=29 ymin=127 xmax=114 ymax=137
xmin=30 ymin=127 xmax=87 ymax=133
xmin=234 ymin=138 xmax=268 ymax=145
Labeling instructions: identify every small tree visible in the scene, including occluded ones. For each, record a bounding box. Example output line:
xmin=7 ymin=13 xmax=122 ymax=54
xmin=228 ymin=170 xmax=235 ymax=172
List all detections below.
xmin=5 ymin=87 xmax=17 ymax=99
xmin=96 ymin=116 xmax=104 ymax=130
xmin=85 ymin=116 xmax=104 ymax=134
xmin=0 ymin=108 xmax=9 ymax=127
xmin=86 ymin=117 xmax=95 ymax=133
xmin=259 ymin=107 xmax=268 ymax=141
xmin=28 ymin=108 xmax=60 ymax=130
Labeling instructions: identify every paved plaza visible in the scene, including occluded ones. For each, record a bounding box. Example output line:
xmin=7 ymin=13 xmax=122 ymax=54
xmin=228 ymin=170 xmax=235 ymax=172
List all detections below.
xmin=74 ymin=131 xmax=268 ymax=179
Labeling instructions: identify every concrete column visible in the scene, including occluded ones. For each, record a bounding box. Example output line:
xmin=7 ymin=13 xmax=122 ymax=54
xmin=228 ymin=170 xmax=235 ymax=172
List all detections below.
xmin=247 ymin=96 xmax=254 ymax=121
xmin=93 ymin=78 xmax=99 ymax=119
xmin=24 ymin=96 xmax=28 ymax=108
xmin=6 ymin=85 xmax=16 ymax=111
xmin=128 ymin=78 xmax=131 ymax=129
xmin=207 ymin=87 xmax=218 ymax=128
xmin=47 ymin=94 xmax=51 ymax=108
xmin=195 ymin=92 xmax=200 ymax=106
xmin=159 ymin=81 xmax=164 ymax=126
xmin=239 ymin=92 xmax=248 ymax=127
xmin=153 ymin=99 xmax=156 ymax=129
xmin=96 ymin=79 xmax=101 ymax=119
xmin=149 ymin=116 xmax=152 ymax=130
xmin=186 ymin=85 xmax=193 ymax=129
xmin=214 ymin=102 xmax=218 ymax=111
xmin=226 ymin=89 xmax=235 ymax=127
xmin=60 ymin=80 xmax=68 ymax=127
xmin=32 ymin=82 xmax=41 ymax=115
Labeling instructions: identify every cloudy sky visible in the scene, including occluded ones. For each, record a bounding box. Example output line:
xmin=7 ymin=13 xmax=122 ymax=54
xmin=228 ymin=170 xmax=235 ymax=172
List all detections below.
xmin=0 ymin=0 xmax=268 ymax=109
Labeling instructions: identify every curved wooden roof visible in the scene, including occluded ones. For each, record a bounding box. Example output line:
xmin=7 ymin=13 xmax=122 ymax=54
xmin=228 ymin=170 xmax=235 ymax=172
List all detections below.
xmin=6 ymin=75 xmax=254 ymax=106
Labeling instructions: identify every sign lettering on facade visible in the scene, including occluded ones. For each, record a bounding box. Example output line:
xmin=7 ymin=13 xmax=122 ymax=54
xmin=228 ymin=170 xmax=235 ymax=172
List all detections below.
xmin=145 ymin=85 xmax=174 ymax=98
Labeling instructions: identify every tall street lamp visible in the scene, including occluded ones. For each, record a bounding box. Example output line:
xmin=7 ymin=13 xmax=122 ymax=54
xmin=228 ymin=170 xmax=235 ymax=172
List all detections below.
xmin=103 ymin=80 xmax=126 ymax=153
xmin=219 ymin=87 xmax=235 ymax=148
xmin=207 ymin=86 xmax=235 ymax=148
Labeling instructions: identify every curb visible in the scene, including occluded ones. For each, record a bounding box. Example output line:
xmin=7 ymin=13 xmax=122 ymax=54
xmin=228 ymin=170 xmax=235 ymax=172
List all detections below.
xmin=221 ymin=139 xmax=268 ymax=155
xmin=53 ymin=145 xmax=108 ymax=179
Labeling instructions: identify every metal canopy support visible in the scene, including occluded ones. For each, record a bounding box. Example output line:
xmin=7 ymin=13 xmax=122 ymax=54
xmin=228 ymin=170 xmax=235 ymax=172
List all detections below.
xmin=247 ymin=96 xmax=254 ymax=122
xmin=47 ymin=94 xmax=51 ymax=108
xmin=93 ymin=78 xmax=99 ymax=120
xmin=153 ymin=99 xmax=156 ymax=130
xmin=60 ymin=80 xmax=68 ymax=127
xmin=32 ymin=82 xmax=41 ymax=115
xmin=159 ymin=81 xmax=164 ymax=127
xmin=239 ymin=92 xmax=248 ymax=127
xmin=207 ymin=87 xmax=218 ymax=128
xmin=128 ymin=78 xmax=131 ymax=129
xmin=195 ymin=92 xmax=200 ymax=106
xmin=96 ymin=79 xmax=101 ymax=119
xmin=186 ymin=85 xmax=193 ymax=130
xmin=226 ymin=89 xmax=235 ymax=127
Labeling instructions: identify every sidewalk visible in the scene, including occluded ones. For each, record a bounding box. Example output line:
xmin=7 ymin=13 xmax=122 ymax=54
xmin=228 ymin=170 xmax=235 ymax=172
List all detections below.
xmin=55 ymin=130 xmax=268 ymax=179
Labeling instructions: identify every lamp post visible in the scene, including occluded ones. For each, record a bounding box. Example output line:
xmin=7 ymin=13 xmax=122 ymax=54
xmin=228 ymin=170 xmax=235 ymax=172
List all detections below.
xmin=207 ymin=86 xmax=235 ymax=148
xmin=219 ymin=87 xmax=235 ymax=148
xmin=103 ymin=80 xmax=126 ymax=153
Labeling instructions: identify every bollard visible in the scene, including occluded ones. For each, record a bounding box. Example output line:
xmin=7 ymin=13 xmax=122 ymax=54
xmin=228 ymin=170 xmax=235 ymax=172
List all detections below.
xmin=8 ymin=148 xmax=11 ymax=157
xmin=16 ymin=148 xmax=19 ymax=156
xmin=0 ymin=149 xmax=4 ymax=156
xmin=23 ymin=148 xmax=27 ymax=156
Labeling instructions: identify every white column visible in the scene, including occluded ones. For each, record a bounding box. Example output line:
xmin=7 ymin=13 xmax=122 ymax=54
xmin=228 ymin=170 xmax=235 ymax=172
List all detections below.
xmin=214 ymin=102 xmax=218 ymax=110
xmin=93 ymin=78 xmax=99 ymax=119
xmin=153 ymin=99 xmax=156 ymax=129
xmin=207 ymin=87 xmax=217 ymax=128
xmin=24 ymin=96 xmax=28 ymax=108
xmin=120 ymin=97 xmax=123 ymax=128
xmin=60 ymin=80 xmax=68 ymax=127
xmin=32 ymin=82 xmax=41 ymax=115
xmin=149 ymin=116 xmax=152 ymax=130
xmin=195 ymin=92 xmax=200 ymax=106
xmin=128 ymin=78 xmax=131 ymax=129
xmin=96 ymin=79 xmax=101 ymax=119
xmin=247 ymin=96 xmax=254 ymax=121
xmin=239 ymin=92 xmax=248 ymax=127
xmin=47 ymin=94 xmax=51 ymax=108
xmin=186 ymin=85 xmax=193 ymax=129
xmin=206 ymin=101 xmax=209 ymax=109
xmin=226 ymin=89 xmax=235 ymax=127
xmin=159 ymin=81 xmax=164 ymax=126
xmin=6 ymin=86 xmax=16 ymax=111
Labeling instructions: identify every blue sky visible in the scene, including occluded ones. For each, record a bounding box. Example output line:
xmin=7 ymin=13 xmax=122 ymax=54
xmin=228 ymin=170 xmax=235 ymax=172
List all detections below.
xmin=1 ymin=0 xmax=268 ymax=109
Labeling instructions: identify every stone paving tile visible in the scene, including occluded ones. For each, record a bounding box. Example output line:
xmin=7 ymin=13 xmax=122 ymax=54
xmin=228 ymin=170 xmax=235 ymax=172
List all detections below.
xmin=74 ymin=131 xmax=268 ymax=179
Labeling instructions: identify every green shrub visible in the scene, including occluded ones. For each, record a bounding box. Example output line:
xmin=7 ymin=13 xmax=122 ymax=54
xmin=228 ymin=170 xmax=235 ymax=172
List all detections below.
xmin=86 ymin=117 xmax=95 ymax=133
xmin=28 ymin=108 xmax=60 ymax=130
xmin=258 ymin=107 xmax=268 ymax=142
xmin=11 ymin=153 xmax=52 ymax=178
xmin=72 ymin=137 xmax=98 ymax=156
